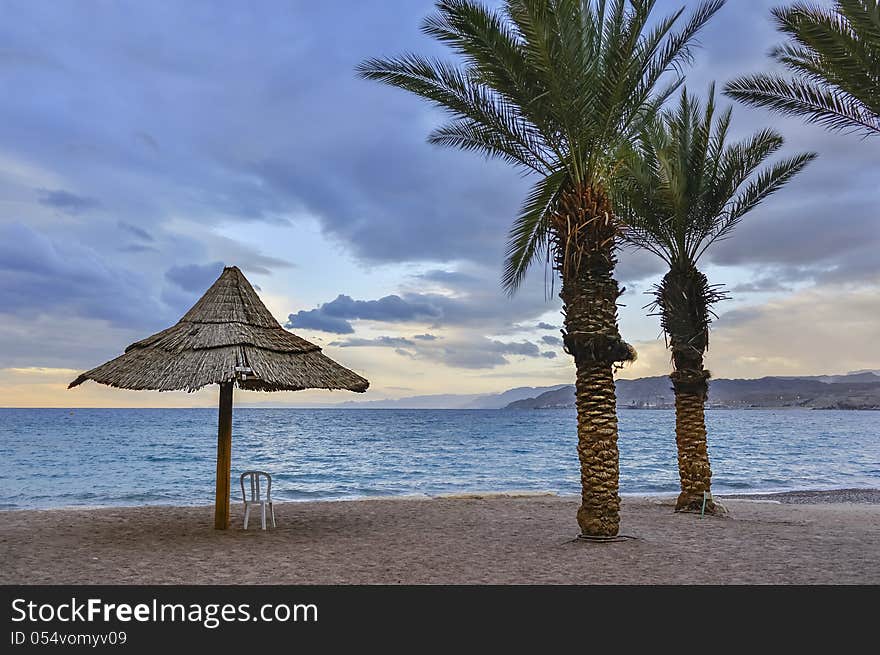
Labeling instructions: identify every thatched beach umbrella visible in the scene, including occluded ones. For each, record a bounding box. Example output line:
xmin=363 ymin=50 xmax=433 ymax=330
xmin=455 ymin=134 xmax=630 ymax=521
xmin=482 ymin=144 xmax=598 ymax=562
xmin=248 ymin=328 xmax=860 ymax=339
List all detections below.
xmin=69 ymin=266 xmax=369 ymax=529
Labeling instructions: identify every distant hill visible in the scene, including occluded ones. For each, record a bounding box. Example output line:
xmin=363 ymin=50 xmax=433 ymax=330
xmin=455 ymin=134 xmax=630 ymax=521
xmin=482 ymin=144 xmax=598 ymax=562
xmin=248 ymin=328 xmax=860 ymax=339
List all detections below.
xmin=504 ymin=372 xmax=880 ymax=410
xmin=256 ymin=371 xmax=880 ymax=410
xmin=460 ymin=386 xmax=569 ymax=409
xmin=328 ymin=385 xmax=568 ymax=410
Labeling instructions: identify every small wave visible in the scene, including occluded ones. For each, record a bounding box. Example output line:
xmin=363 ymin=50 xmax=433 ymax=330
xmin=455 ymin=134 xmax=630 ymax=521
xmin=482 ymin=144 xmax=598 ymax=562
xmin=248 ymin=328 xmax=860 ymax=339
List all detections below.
xmin=434 ymin=490 xmax=558 ymax=499
xmin=145 ymin=454 xmax=191 ymax=463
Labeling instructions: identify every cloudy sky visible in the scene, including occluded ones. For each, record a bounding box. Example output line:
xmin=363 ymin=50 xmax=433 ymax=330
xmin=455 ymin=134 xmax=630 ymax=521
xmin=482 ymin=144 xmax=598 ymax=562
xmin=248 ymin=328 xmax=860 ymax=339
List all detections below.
xmin=1 ymin=0 xmax=877 ymax=407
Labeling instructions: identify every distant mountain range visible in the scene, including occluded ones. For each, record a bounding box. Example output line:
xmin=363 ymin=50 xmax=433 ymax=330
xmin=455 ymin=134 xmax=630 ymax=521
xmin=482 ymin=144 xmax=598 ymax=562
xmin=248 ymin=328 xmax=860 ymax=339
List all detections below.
xmin=505 ymin=371 xmax=880 ymax=411
xmin=291 ymin=370 xmax=880 ymax=410
xmin=330 ymin=385 xmax=567 ymax=410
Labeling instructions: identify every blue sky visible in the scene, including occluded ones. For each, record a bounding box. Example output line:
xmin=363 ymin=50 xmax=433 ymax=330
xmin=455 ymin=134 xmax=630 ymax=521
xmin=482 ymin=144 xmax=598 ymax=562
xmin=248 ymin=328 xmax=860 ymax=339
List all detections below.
xmin=1 ymin=0 xmax=877 ymax=406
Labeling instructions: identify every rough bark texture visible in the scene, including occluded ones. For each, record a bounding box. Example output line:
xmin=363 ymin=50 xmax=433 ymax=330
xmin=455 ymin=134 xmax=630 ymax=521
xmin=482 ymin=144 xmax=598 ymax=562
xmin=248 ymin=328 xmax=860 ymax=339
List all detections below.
xmin=554 ymin=186 xmax=634 ymax=537
xmin=573 ymin=359 xmax=621 ymax=536
xmin=671 ymin=376 xmax=714 ymax=513
xmin=657 ymin=264 xmax=718 ymax=514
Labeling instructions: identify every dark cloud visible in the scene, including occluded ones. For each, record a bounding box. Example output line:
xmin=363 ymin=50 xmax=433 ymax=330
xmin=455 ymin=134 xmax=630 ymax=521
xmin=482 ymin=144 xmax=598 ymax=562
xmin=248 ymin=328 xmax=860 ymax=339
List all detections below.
xmin=416 ymin=269 xmax=481 ymax=286
xmin=707 ymin=182 xmax=879 ymax=284
xmin=3 ymin=0 xmax=874 ymax=285
xmin=0 ymin=314 xmax=141 ymax=369
xmin=541 ymin=351 xmax=557 ymax=359
xmin=0 ymin=222 xmax=169 ymax=330
xmin=413 ymin=333 xmax=438 ymax=341
xmin=191 ymin=234 xmax=293 ymax=276
xmin=536 ymin=322 xmax=557 ymax=330
xmin=287 ymin=312 xmax=353 ymax=335
xmin=330 ymin=336 xmax=415 ymax=348
xmin=287 ymin=293 xmax=443 ymax=334
xmin=430 ymin=338 xmax=546 ymax=369
xmin=327 ymin=333 xmax=548 ymax=369
xmin=496 ymin=341 xmax=540 ymax=357
xmin=541 ymin=335 xmax=562 ymax=346
xmin=286 ymin=275 xmax=557 ymax=335
xmin=134 ymin=131 xmax=159 ymax=152
xmin=117 ymin=243 xmax=157 ymax=254
xmin=714 ymin=307 xmax=765 ymax=328
xmin=250 ymin=122 xmax=523 ymax=266
xmin=322 ymin=294 xmax=441 ymax=321
xmin=118 ymin=221 xmax=154 ymax=242
xmin=730 ymin=278 xmax=791 ymax=293
xmin=616 ymin=248 xmax=667 ymax=284
xmin=37 ymin=189 xmax=101 ymax=214
xmin=164 ymin=261 xmax=224 ymax=293
xmin=815 ymin=245 xmax=880 ymax=284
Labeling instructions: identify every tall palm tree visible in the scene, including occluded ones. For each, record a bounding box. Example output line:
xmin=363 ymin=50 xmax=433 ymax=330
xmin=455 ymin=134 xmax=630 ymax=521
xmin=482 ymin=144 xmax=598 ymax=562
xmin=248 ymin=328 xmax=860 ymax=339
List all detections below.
xmin=725 ymin=0 xmax=880 ymax=137
xmin=618 ymin=86 xmax=815 ymax=512
xmin=358 ymin=0 xmax=725 ymax=536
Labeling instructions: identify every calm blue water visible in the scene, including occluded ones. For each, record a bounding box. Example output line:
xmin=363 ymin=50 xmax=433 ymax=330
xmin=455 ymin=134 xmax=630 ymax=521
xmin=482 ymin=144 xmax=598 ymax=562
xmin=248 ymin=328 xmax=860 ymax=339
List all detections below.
xmin=0 ymin=408 xmax=878 ymax=510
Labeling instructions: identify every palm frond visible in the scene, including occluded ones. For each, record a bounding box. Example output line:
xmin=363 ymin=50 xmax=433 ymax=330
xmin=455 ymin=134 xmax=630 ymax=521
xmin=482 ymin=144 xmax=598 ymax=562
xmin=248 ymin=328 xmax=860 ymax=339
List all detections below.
xmin=422 ymin=1 xmax=559 ymax=149
xmin=357 ymin=54 xmax=553 ymax=172
xmin=361 ymin=0 xmax=728 ymax=295
xmin=619 ymin=85 xmax=815 ymax=269
xmin=724 ymin=0 xmax=880 ymax=137
xmin=502 ymin=168 xmax=567 ymax=294
xmin=725 ymin=73 xmax=880 ymax=135
xmin=612 ymin=0 xmax=724 ymax=157
xmin=705 ymin=151 xmax=817 ymax=255
xmin=428 ymin=119 xmax=549 ymax=172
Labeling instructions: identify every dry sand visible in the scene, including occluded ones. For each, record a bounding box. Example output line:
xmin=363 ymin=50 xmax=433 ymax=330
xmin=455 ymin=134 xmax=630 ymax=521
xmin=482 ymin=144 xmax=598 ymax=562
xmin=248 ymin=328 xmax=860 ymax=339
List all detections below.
xmin=1 ymin=491 xmax=878 ymax=584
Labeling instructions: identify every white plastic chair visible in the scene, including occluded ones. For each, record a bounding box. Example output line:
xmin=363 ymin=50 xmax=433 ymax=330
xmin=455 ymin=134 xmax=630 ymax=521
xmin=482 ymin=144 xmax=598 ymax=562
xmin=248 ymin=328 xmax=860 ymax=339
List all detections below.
xmin=240 ymin=470 xmax=276 ymax=530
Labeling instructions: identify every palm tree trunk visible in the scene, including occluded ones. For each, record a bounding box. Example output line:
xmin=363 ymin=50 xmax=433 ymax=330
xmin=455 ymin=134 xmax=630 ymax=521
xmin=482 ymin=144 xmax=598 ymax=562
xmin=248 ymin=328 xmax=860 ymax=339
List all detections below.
xmin=555 ymin=186 xmax=634 ymax=537
xmin=573 ymin=357 xmax=620 ymax=535
xmin=671 ymin=368 xmax=714 ymax=513
xmin=561 ymin=263 xmax=633 ymax=537
xmin=659 ymin=265 xmax=717 ymax=514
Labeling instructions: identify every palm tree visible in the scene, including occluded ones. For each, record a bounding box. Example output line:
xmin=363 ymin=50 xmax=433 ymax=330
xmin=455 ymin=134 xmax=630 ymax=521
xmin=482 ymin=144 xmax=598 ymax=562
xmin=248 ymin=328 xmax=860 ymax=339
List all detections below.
xmin=617 ymin=86 xmax=815 ymax=512
xmin=358 ymin=0 xmax=726 ymax=536
xmin=725 ymin=0 xmax=880 ymax=137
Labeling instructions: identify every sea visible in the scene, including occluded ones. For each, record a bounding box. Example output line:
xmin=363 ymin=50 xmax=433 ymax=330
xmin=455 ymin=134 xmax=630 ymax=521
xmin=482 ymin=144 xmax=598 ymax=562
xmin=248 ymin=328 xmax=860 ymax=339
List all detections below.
xmin=0 ymin=408 xmax=877 ymax=510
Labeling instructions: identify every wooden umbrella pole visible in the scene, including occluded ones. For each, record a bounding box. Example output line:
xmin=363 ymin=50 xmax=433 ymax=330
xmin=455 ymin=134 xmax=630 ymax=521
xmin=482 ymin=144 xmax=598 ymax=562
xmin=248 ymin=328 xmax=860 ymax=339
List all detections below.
xmin=214 ymin=381 xmax=234 ymax=529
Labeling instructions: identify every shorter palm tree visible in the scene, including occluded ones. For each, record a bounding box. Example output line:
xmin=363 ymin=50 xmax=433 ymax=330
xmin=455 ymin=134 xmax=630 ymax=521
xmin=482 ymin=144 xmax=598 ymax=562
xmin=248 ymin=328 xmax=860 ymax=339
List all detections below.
xmin=617 ymin=86 xmax=816 ymax=512
xmin=725 ymin=0 xmax=879 ymax=137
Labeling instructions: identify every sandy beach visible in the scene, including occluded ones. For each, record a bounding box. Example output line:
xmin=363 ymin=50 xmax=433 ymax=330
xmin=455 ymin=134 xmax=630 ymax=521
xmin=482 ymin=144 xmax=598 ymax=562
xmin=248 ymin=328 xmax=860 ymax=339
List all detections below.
xmin=1 ymin=490 xmax=878 ymax=585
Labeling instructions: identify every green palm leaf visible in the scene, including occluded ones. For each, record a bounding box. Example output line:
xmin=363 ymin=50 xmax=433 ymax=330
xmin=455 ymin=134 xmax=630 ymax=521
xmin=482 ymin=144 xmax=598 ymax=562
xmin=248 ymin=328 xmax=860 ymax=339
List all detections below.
xmin=725 ymin=1 xmax=880 ymax=137
xmin=502 ymin=168 xmax=567 ymax=294
xmin=617 ymin=85 xmax=816 ymax=314
xmin=359 ymin=0 xmax=725 ymax=291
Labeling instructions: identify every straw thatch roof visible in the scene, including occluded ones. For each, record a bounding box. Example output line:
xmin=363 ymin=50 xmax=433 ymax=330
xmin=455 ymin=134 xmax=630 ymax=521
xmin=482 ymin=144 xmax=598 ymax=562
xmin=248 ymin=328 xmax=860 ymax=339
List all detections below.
xmin=69 ymin=266 xmax=369 ymax=393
